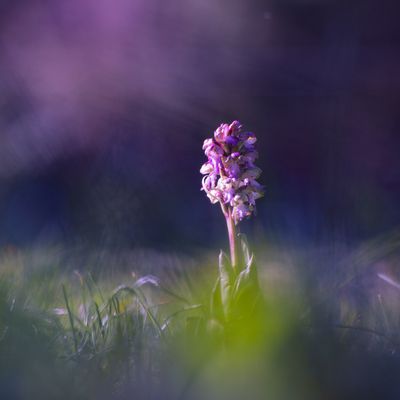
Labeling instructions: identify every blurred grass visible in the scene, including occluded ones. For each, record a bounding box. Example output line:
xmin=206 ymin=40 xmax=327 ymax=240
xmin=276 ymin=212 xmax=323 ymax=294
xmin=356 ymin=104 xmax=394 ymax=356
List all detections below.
xmin=1 ymin=234 xmax=400 ymax=399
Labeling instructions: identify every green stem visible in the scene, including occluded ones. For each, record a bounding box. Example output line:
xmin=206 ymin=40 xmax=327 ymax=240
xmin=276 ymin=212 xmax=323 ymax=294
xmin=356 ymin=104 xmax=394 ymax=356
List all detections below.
xmin=225 ymin=208 xmax=237 ymax=271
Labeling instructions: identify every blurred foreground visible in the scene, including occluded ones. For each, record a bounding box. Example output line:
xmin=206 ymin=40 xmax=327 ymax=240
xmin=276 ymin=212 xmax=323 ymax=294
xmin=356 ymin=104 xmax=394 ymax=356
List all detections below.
xmin=1 ymin=231 xmax=400 ymax=399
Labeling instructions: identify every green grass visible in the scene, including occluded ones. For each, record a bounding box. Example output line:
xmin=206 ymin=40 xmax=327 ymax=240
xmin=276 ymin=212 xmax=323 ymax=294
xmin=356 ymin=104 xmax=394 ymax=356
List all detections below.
xmin=1 ymin=235 xmax=400 ymax=399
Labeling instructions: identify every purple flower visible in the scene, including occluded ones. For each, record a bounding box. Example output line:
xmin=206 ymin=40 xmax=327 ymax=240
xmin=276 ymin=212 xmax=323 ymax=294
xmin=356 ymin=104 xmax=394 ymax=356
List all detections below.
xmin=200 ymin=121 xmax=264 ymax=224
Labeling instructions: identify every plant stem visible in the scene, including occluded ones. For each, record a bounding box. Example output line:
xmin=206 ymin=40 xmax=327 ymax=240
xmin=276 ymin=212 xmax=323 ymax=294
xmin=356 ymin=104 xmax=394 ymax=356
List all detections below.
xmin=225 ymin=208 xmax=237 ymax=270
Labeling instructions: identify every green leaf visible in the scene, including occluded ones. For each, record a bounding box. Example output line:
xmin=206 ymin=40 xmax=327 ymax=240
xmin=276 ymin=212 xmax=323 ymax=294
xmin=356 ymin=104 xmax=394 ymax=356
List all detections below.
xmin=62 ymin=285 xmax=78 ymax=354
xmin=232 ymin=252 xmax=262 ymax=317
xmin=239 ymin=234 xmax=251 ymax=268
xmin=219 ymin=250 xmax=235 ymax=320
xmin=210 ymin=277 xmax=223 ymax=322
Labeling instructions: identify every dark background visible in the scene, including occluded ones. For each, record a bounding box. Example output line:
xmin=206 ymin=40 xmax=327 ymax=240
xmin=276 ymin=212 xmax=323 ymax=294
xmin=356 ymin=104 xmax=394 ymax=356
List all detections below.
xmin=0 ymin=0 xmax=399 ymax=252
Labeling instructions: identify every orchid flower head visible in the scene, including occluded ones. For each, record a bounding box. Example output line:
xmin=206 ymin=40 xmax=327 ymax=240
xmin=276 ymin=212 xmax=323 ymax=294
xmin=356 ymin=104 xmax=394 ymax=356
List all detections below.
xmin=200 ymin=121 xmax=264 ymax=224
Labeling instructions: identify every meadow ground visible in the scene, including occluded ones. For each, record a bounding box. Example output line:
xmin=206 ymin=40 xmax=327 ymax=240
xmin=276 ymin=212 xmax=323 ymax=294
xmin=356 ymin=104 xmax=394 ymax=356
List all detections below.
xmin=1 ymin=232 xmax=400 ymax=400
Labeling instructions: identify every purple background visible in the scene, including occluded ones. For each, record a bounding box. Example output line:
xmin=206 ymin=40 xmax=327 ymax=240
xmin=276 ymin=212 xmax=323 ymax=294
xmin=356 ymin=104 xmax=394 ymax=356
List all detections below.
xmin=0 ymin=0 xmax=399 ymax=250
